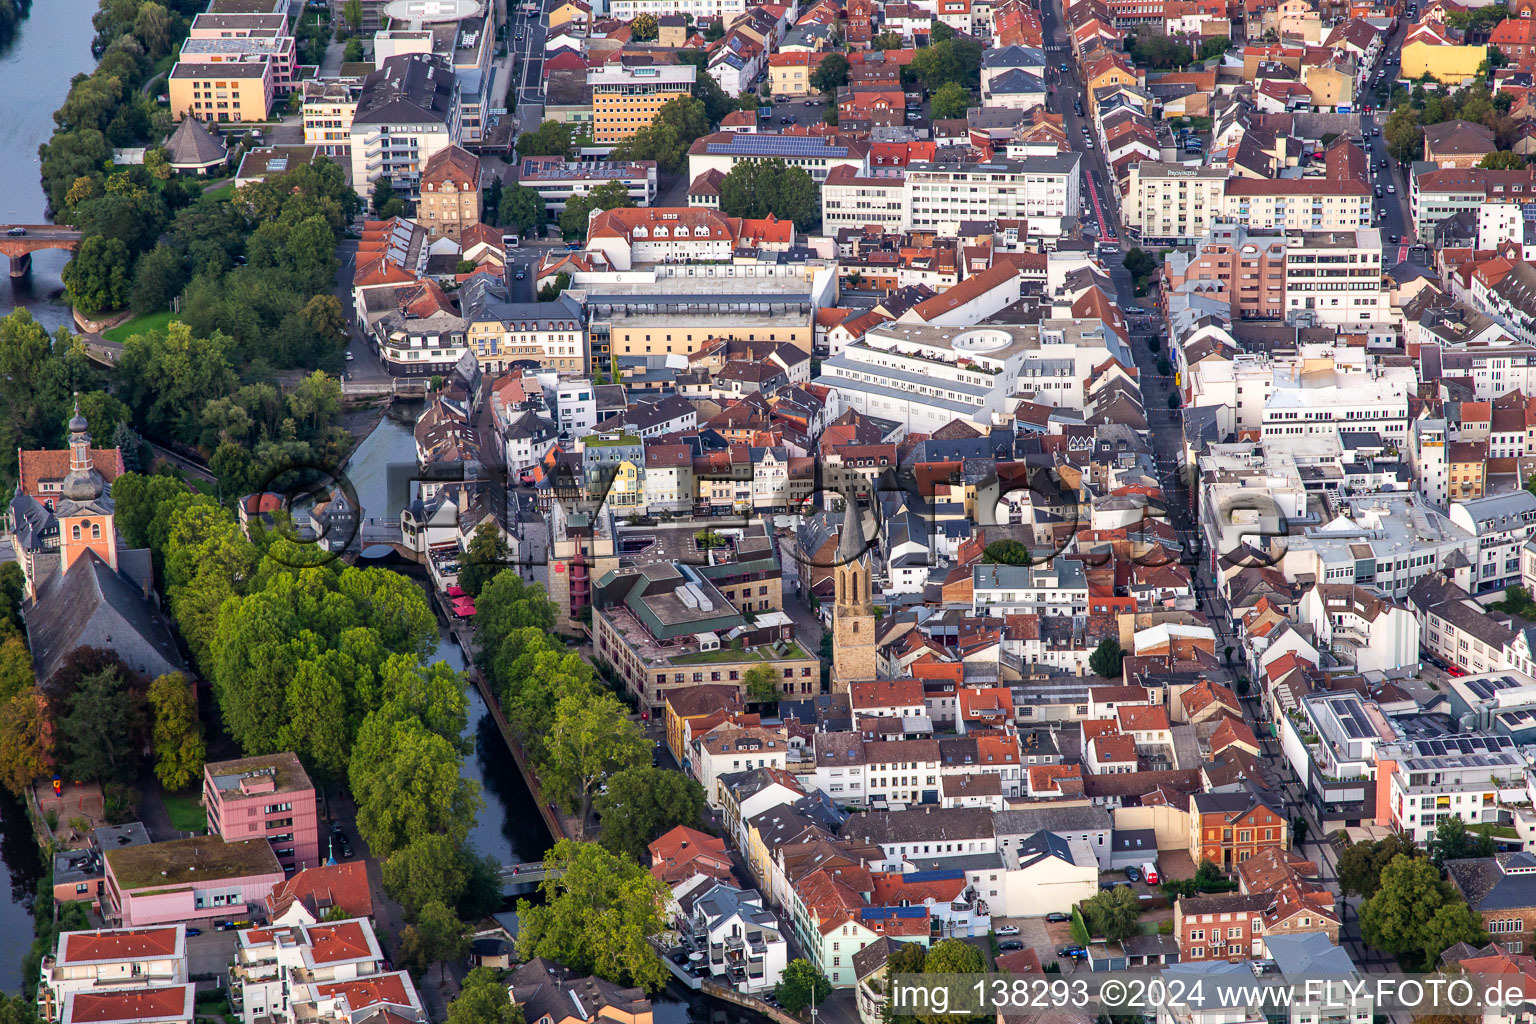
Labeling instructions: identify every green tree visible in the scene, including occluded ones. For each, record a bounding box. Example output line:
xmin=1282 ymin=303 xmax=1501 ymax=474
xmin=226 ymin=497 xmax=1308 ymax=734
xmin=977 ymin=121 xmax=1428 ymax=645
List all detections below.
xmin=1081 ymin=885 xmax=1142 ymax=942
xmin=349 ymin=710 xmax=482 ymax=857
xmin=1385 ymin=104 xmax=1425 ymax=164
xmin=743 ymin=663 xmax=781 ymax=703
xmin=371 ymin=178 xmax=403 ymax=217
xmin=59 ymin=664 xmax=147 ymax=785
xmin=1337 ymin=832 xmax=1424 ymax=898
xmin=872 ymin=30 xmax=903 ymax=48
xmin=501 ymin=184 xmax=547 ymax=235
xmin=609 ymin=96 xmax=709 ymax=174
xmin=908 ymin=37 xmax=983 ymax=89
xmin=982 ymin=540 xmax=1031 ymax=565
xmin=716 ymin=158 xmax=819 ymax=230
xmin=383 ymin=833 xmax=470 ymax=920
xmin=593 ymin=766 xmax=706 ymax=861
xmin=516 ymin=120 xmax=575 ymax=159
xmin=775 ymin=959 xmax=832 ymax=1014
xmin=343 ymin=37 xmax=364 ymax=62
xmin=39 ymin=128 xmax=113 ymax=214
xmin=132 ymin=1 xmax=172 ymax=57
xmin=811 ymin=52 xmax=849 ymax=94
xmin=344 ymin=0 xmax=363 ymax=31
xmin=929 ymin=81 xmax=971 ymax=119
xmin=1198 ymin=35 xmax=1232 ymax=60
xmin=110 ymin=472 xmax=197 ymax=552
xmin=475 ymin=573 xmax=558 ymax=662
xmin=917 ymin=940 xmax=985 ymax=1024
xmin=631 ymin=12 xmax=658 ymax=39
xmin=400 ymin=900 xmax=470 ymax=980
xmin=930 ymin=21 xmax=955 ymax=41
xmin=1359 ymin=854 xmax=1488 ymax=968
xmin=130 ymin=243 xmax=185 ymax=317
xmin=448 ymin=968 xmax=527 ymax=1024
xmin=142 ymin=147 xmax=171 ymax=181
xmin=147 ymin=672 xmax=205 ymax=791
xmin=459 ymin=522 xmax=511 ymax=599
xmin=1123 ymin=247 xmax=1157 ymax=286
xmin=516 ymin=839 xmax=672 ymax=990
xmin=1089 ymin=637 xmax=1124 ymax=678
xmin=0 ymin=564 xmax=24 ymax=632
xmin=1431 ymin=816 xmax=1497 ymax=865
xmin=559 ymin=180 xmax=637 ymax=239
xmin=62 ymin=235 xmax=133 ymax=314
xmin=542 ymin=693 xmax=651 ymax=834
xmin=1480 ymin=150 xmax=1526 ymax=169
xmin=0 ymin=690 xmax=52 ymax=796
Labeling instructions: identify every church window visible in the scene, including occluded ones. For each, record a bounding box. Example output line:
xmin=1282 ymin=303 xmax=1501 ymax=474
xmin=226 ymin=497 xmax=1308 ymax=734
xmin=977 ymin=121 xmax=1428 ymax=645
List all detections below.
xmin=71 ymin=525 xmax=81 ymax=540
xmin=92 ymin=524 xmax=101 ymax=539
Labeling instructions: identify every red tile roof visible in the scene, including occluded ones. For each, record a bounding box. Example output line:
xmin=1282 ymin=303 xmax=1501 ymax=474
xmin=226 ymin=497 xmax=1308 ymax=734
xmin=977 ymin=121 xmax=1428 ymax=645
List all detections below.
xmin=306 ymin=920 xmax=375 ymax=965
xmin=59 ymin=927 xmax=181 ymax=964
xmin=65 ymin=987 xmax=193 ymax=1024
xmin=313 ymin=973 xmax=416 ymax=1014
xmin=265 ymin=863 xmax=373 ymax=921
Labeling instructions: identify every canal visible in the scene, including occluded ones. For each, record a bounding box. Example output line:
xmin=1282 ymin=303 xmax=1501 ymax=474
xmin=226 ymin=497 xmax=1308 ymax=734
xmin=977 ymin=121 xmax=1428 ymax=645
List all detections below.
xmin=344 ymin=410 xmax=771 ymax=1024
xmin=0 ymin=0 xmax=94 ymax=334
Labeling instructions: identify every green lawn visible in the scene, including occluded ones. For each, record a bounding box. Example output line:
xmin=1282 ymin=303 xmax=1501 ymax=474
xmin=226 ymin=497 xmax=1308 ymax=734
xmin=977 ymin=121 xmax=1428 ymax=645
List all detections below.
xmin=161 ymin=790 xmax=207 ymax=834
xmin=205 ymin=182 xmax=237 ymax=202
xmin=103 ymin=310 xmax=177 ymax=344
xmin=672 ymin=640 xmax=810 ymax=665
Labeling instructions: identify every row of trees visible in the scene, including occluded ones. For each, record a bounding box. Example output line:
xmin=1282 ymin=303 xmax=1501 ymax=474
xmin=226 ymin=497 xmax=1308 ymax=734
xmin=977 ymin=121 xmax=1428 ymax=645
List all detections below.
xmin=1383 ymin=82 xmax=1521 ymax=164
xmin=112 ymin=481 xmax=501 ymax=969
xmin=473 ymin=571 xmax=706 ymax=853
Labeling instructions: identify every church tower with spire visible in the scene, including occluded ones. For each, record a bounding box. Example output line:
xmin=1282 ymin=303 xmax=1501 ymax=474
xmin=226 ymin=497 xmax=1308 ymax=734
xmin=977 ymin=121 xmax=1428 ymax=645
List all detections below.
xmin=56 ymin=398 xmax=118 ymax=577
xmin=831 ymin=496 xmax=877 ymax=690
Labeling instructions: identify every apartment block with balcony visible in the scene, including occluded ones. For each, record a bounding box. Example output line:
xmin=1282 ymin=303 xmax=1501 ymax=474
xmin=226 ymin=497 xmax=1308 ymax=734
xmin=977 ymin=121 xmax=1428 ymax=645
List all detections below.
xmin=588 ymin=62 xmax=696 ymax=145
xmin=1282 ymin=229 xmax=1388 ymax=325
xmin=301 ymin=82 xmax=356 ymax=157
xmin=179 ymin=33 xmax=296 ymax=93
xmin=168 ymin=61 xmax=273 ymax=123
xmin=349 ymin=54 xmax=460 ymax=197
xmin=1450 ymin=490 xmax=1536 ymax=593
xmin=1381 ymin=730 xmax=1529 ymax=843
xmin=231 ymin=918 xmax=423 ymax=1024
xmin=38 ymin=926 xmax=188 ymax=1024
xmin=203 ymin=752 xmax=321 ymax=872
xmin=1161 ymin=223 xmax=1287 ymax=319
xmin=1277 ymin=692 xmax=1394 ymax=832
xmin=674 ymin=881 xmax=789 ymax=993
xmin=1125 ymin=163 xmax=1228 ymax=245
xmin=1225 ymin=177 xmax=1372 ymax=232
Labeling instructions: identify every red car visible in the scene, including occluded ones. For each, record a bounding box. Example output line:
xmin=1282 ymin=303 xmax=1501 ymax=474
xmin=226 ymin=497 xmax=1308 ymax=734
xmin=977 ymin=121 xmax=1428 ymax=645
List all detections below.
xmin=1448 ymin=664 xmax=1468 ymax=677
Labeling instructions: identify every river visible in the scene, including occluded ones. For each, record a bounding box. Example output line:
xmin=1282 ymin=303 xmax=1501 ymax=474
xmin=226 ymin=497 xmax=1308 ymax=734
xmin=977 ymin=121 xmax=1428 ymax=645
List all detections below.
xmin=345 ymin=410 xmax=770 ymax=1024
xmin=0 ymin=0 xmax=94 ymax=995
xmin=0 ymin=0 xmax=94 ymax=334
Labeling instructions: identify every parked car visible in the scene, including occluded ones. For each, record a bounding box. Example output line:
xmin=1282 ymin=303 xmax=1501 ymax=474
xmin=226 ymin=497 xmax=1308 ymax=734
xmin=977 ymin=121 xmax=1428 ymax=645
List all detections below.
xmin=5 ymin=227 xmax=23 ymax=236
xmin=185 ymin=928 xmax=202 ymax=937
xmin=1448 ymin=663 xmax=1468 ymax=677
xmin=999 ymin=940 xmax=1024 ymax=951
xmin=1124 ymin=866 xmax=1141 ymax=882
xmin=1056 ymin=945 xmax=1087 ymax=959
xmin=1388 ymin=233 xmax=1400 ymax=244
xmin=996 ymin=925 xmax=1020 ymax=935
xmin=1124 ymin=306 xmax=1146 ymax=315
xmin=1388 ymin=184 xmax=1396 ymax=193
xmin=1142 ymin=861 xmax=1160 ymax=885
xmin=1045 ymin=912 xmax=1071 ymax=923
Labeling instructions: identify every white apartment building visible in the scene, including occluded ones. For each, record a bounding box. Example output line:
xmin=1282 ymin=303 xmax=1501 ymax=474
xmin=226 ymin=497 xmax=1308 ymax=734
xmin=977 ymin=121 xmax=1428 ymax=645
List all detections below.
xmin=1283 ymin=228 xmax=1390 ymax=324
xmin=1225 ymin=178 xmax=1372 ymax=233
xmin=1411 ymin=416 xmax=1449 ymax=507
xmin=1125 ymin=162 xmax=1228 ymax=245
xmin=1289 ymin=494 xmax=1474 ymax=600
xmin=348 ymin=54 xmax=460 ymax=196
xmin=903 ymin=155 xmax=1082 ymax=233
xmin=39 ymin=926 xmax=189 ymax=1024
xmin=972 ymin=559 xmax=1089 ymax=617
xmin=1450 ymin=490 xmax=1536 ymax=593
xmin=609 ymin=0 xmax=747 ymax=20
xmin=233 ymin=919 xmax=423 ymax=1024
xmin=554 ymin=379 xmax=598 ymax=436
xmin=687 ymin=131 xmax=868 ymax=185
xmin=1296 ymin=584 xmax=1420 ymax=674
xmin=301 ymin=84 xmax=355 ymax=157
xmin=518 ymin=157 xmax=658 ymax=216
xmin=821 ymin=167 xmax=906 ymax=232
xmin=813 ymin=323 xmax=1037 ymax=435
xmin=1381 ymin=732 xmax=1528 ymax=843
xmin=1409 ymin=573 xmax=1520 ymax=676
xmin=808 ymin=739 xmax=943 ymax=809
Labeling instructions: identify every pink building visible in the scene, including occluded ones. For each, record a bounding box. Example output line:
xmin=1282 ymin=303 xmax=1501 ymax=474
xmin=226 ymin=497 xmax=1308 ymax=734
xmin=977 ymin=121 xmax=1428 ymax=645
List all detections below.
xmin=204 ymin=753 xmax=322 ymax=872
xmin=104 ymin=836 xmax=285 ymax=928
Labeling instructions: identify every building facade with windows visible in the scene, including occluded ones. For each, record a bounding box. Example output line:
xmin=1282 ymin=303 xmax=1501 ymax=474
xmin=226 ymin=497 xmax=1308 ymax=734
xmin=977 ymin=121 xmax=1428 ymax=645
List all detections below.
xmin=203 ymin=753 xmax=322 ymax=872
xmin=168 ymin=61 xmax=273 ymax=123
xmin=588 ymin=63 xmax=696 ymax=145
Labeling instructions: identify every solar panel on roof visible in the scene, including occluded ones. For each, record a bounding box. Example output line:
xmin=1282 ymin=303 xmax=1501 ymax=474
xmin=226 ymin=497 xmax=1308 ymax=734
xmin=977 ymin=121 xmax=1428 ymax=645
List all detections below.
xmin=706 ymin=135 xmax=851 ymax=158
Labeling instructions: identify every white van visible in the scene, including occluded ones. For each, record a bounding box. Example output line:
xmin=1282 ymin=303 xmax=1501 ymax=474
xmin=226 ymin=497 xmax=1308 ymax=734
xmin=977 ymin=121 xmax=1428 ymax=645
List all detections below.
xmin=1142 ymin=861 xmax=1159 ymax=884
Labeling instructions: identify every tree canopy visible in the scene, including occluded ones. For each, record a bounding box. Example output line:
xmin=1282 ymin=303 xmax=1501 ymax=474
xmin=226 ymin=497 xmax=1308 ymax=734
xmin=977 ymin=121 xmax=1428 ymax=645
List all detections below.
xmin=1359 ymin=854 xmax=1488 ymax=968
xmin=593 ymin=766 xmax=706 ymax=861
xmin=717 ymin=157 xmax=819 ymax=230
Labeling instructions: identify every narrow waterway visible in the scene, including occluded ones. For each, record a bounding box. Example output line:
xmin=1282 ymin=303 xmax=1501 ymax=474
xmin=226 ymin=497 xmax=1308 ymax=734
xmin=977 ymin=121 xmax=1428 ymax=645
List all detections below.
xmin=344 ymin=410 xmax=770 ymax=1024
xmin=0 ymin=0 xmax=94 ymax=334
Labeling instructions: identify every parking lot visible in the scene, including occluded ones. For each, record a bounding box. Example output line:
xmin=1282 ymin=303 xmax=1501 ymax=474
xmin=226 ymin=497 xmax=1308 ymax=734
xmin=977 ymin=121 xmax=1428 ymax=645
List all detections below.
xmin=765 ymin=93 xmax=830 ymax=129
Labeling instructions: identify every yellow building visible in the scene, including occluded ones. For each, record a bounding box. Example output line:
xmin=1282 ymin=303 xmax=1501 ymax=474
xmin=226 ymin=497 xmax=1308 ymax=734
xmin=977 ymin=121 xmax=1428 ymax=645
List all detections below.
xmin=1401 ymin=39 xmax=1487 ymax=84
xmin=168 ymin=61 xmax=273 ymax=123
xmin=302 ymin=83 xmax=355 ymax=157
xmin=588 ymin=63 xmax=696 ymax=144
xmin=1301 ymin=64 xmax=1353 ymax=112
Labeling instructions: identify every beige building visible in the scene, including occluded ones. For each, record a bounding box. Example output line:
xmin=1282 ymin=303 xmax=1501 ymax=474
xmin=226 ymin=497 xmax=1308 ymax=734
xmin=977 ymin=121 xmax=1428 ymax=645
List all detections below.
xmin=588 ymin=62 xmax=695 ymax=145
xmin=1125 ymin=162 xmax=1228 ymax=244
xmin=1225 ymin=178 xmax=1372 ymax=230
xmin=419 ymin=145 xmax=482 ymax=242
xmin=301 ymin=82 xmax=355 ymax=157
xmin=168 ymin=61 xmax=273 ymax=123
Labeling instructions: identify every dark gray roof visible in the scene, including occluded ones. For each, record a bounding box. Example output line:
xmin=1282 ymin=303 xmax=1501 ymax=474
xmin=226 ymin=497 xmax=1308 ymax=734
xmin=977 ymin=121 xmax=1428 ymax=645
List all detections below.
xmin=839 ymin=807 xmax=994 ymax=846
xmin=165 ymin=117 xmax=228 ymax=168
xmin=994 ymin=805 xmax=1111 ymax=837
xmin=10 ymin=489 xmax=55 ymax=552
xmin=1017 ymin=829 xmax=1078 ymax=868
xmin=1447 ymin=854 xmax=1536 ymax=911
xmin=355 ymin=54 xmax=458 ymax=127
xmin=26 ymin=549 xmax=186 ymax=684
